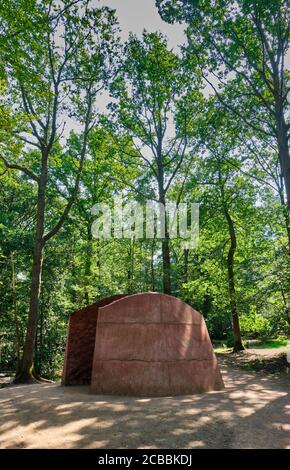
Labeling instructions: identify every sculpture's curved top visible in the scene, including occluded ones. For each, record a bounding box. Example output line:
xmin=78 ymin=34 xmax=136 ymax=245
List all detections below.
xmin=98 ymin=292 xmax=203 ymax=324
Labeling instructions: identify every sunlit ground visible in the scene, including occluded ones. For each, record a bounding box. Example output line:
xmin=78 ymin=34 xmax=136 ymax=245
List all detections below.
xmin=0 ymin=365 xmax=289 ymax=449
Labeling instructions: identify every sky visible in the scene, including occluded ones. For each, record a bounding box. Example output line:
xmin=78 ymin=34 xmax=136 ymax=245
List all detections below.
xmin=63 ymin=0 xmax=185 ymax=137
xmin=95 ymin=1 xmax=290 ymax=107
xmin=97 ymin=0 xmax=185 ymax=49
xmin=86 ymin=1 xmax=186 ymax=116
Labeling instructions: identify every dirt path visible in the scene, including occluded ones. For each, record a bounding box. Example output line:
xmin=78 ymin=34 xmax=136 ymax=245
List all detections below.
xmin=0 ymin=365 xmax=289 ymax=449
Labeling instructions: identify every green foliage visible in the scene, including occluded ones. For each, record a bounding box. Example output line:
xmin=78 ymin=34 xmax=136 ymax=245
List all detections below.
xmin=206 ymin=312 xmax=232 ymax=341
xmin=240 ymin=310 xmax=271 ymax=339
xmin=253 ymin=338 xmax=288 ymax=349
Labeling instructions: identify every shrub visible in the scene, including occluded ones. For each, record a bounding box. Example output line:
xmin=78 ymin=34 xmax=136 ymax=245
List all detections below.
xmin=240 ymin=312 xmax=271 ymax=339
xmin=206 ymin=311 xmax=232 ymax=340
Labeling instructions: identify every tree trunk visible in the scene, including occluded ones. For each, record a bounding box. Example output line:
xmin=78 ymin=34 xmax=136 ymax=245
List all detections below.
xmin=151 ymin=240 xmax=155 ymax=291
xmin=127 ymin=238 xmax=135 ymax=294
xmin=11 ymin=252 xmax=21 ymax=373
xmin=15 ymin=239 xmax=44 ymax=382
xmin=162 ymin=234 xmax=171 ymax=295
xmin=277 ymin=182 xmax=290 ymax=251
xmin=181 ymin=248 xmax=190 ymax=303
xmin=38 ymin=296 xmax=45 ymax=375
xmin=224 ymin=206 xmax=244 ymax=352
xmin=14 ymin=161 xmax=47 ymax=383
xmin=159 ymin=191 xmax=171 ymax=295
xmin=183 ymin=248 xmax=189 ymax=284
xmin=84 ymin=224 xmax=93 ymax=305
xmin=276 ymin=106 xmax=290 ymax=214
xmin=70 ymin=236 xmax=78 ymax=305
xmin=280 ymin=284 xmax=290 ymax=331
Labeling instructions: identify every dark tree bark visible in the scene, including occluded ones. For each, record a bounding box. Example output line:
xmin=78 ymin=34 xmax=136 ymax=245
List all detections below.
xmin=159 ymin=183 xmax=171 ymax=295
xmin=150 ymin=240 xmax=156 ymax=291
xmin=277 ymin=179 xmax=290 ymax=250
xmin=161 ymin=235 xmax=171 ymax=295
xmin=84 ymin=223 xmax=93 ymax=305
xmin=127 ymin=238 xmax=135 ymax=294
xmin=183 ymin=248 xmax=189 ymax=285
xmin=277 ymin=122 xmax=290 ymax=214
xmin=223 ymin=204 xmax=244 ymax=352
xmin=281 ymin=152 xmax=290 ymax=211
xmin=10 ymin=252 xmax=21 ymax=372
xmin=37 ymin=294 xmax=45 ymax=375
xmin=181 ymin=248 xmax=191 ymax=304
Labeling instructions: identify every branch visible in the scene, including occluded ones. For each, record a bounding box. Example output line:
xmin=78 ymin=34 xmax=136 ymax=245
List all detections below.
xmin=164 ymin=110 xmax=189 ymax=193
xmin=20 ymin=85 xmax=44 ymax=145
xmin=42 ymin=87 xmax=93 ymax=243
xmin=50 ymin=0 xmax=84 ymax=25
xmin=202 ymin=73 xmax=275 ymax=139
xmin=19 ymin=135 xmax=42 ymax=149
xmin=0 ymin=155 xmax=39 ymax=182
xmin=164 ymin=138 xmax=187 ymax=193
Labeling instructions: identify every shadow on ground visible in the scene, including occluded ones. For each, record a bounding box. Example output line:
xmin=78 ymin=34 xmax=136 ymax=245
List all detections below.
xmin=0 ymin=365 xmax=289 ymax=449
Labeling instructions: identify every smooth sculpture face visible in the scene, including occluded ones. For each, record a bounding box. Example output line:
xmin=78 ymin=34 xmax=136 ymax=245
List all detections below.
xmin=62 ymin=292 xmax=224 ymax=396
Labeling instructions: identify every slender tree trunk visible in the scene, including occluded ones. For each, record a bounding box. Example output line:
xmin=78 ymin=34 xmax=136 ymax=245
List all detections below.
xmin=11 ymin=252 xmax=21 ymax=373
xmin=162 ymin=235 xmax=171 ymax=295
xmin=181 ymin=248 xmax=190 ymax=303
xmin=15 ymin=239 xmax=44 ymax=382
xmin=280 ymin=285 xmax=290 ymax=333
xmin=155 ymin=127 xmax=172 ymax=295
xmin=84 ymin=224 xmax=93 ymax=305
xmin=277 ymin=181 xmax=290 ymax=321
xmin=277 ymin=175 xmax=290 ymax=251
xmin=127 ymin=238 xmax=135 ymax=294
xmin=159 ymin=192 xmax=171 ymax=295
xmin=15 ymin=157 xmax=47 ymax=383
xmin=276 ymin=105 xmax=290 ymax=214
xmin=70 ymin=236 xmax=78 ymax=305
xmin=96 ymin=241 xmax=101 ymax=284
xmin=38 ymin=297 xmax=45 ymax=375
xmin=283 ymin=207 xmax=290 ymax=251
xmin=224 ymin=205 xmax=244 ymax=352
xmin=183 ymin=248 xmax=189 ymax=284
xmin=151 ymin=240 xmax=155 ymax=291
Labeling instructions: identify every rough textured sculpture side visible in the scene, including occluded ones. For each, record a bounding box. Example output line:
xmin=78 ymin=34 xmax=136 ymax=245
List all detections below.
xmin=63 ymin=292 xmax=224 ymax=396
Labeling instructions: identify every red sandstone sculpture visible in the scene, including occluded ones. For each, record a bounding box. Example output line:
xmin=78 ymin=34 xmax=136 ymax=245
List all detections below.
xmin=62 ymin=292 xmax=224 ymax=395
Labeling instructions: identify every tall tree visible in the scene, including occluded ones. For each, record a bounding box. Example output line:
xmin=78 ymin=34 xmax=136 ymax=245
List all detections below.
xmin=0 ymin=0 xmax=118 ymax=382
xmin=109 ymin=32 xmax=202 ymax=294
xmin=157 ymin=0 xmax=290 ymax=215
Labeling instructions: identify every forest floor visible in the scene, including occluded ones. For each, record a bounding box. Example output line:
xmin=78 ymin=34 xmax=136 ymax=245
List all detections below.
xmin=0 ymin=362 xmax=290 ymax=449
xmin=216 ymin=344 xmax=289 ymax=374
